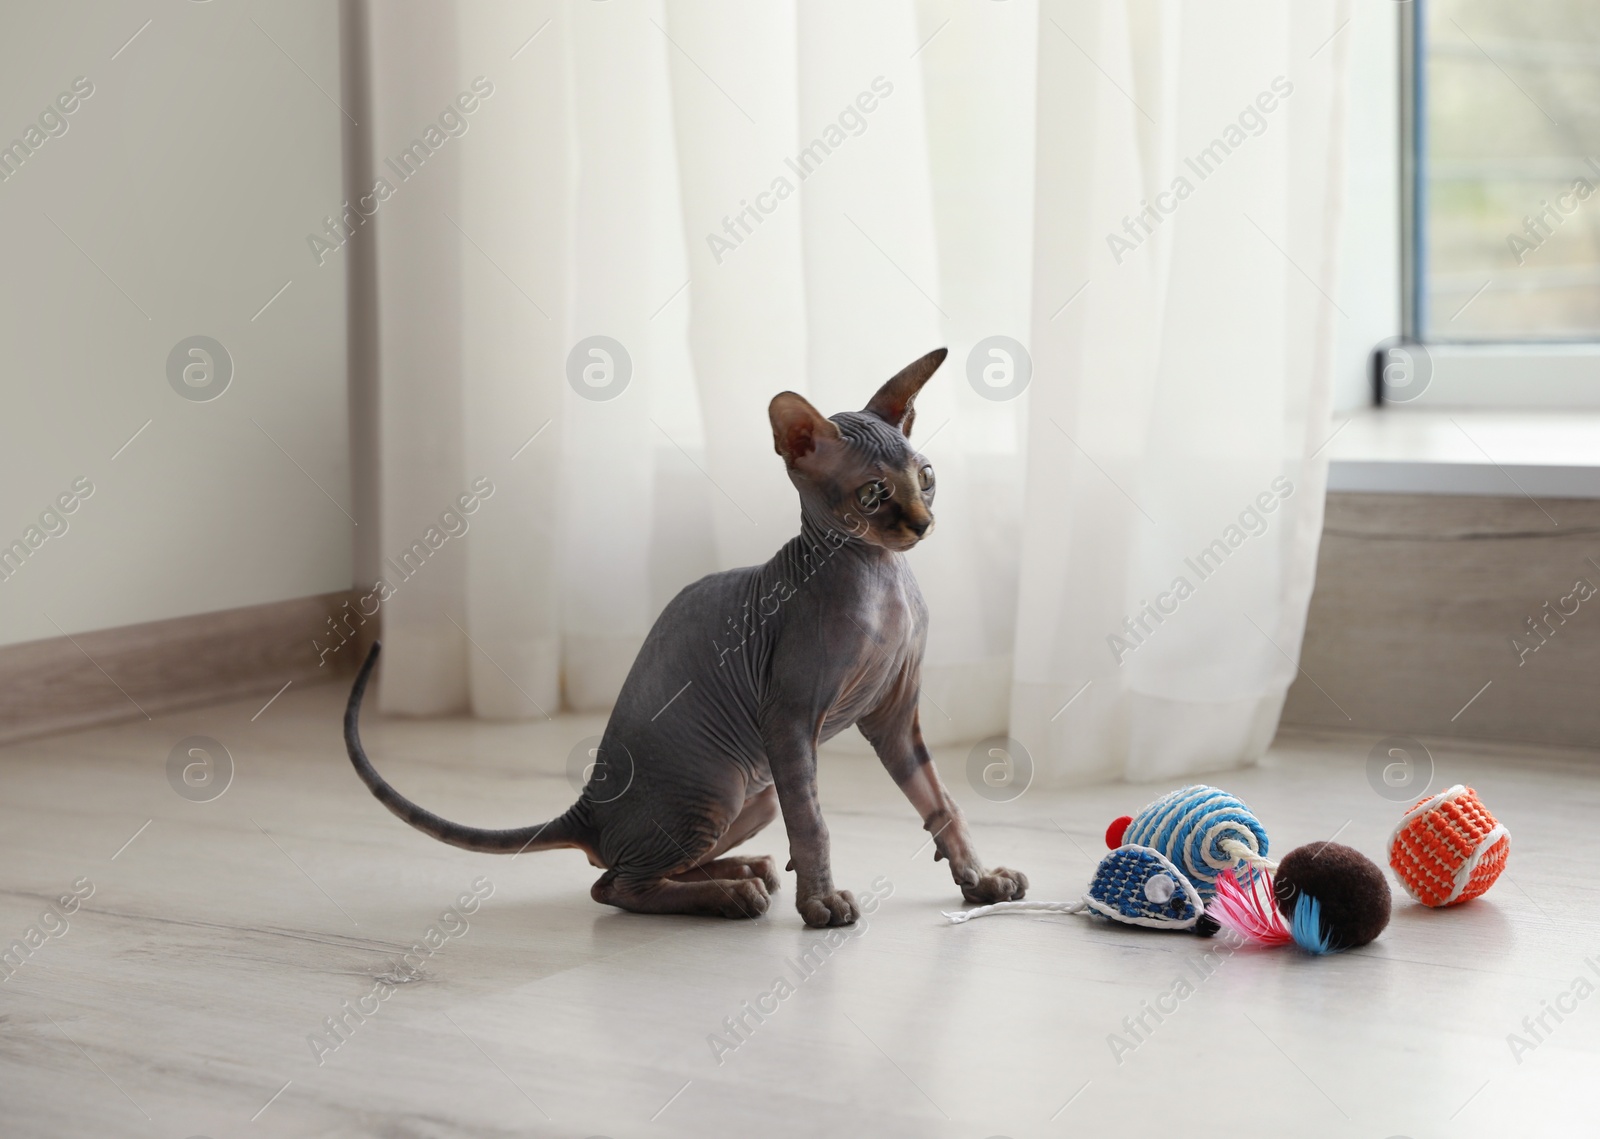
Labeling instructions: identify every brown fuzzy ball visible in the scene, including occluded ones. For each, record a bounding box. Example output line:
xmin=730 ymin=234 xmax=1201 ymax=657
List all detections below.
xmin=1273 ymin=841 xmax=1392 ymax=950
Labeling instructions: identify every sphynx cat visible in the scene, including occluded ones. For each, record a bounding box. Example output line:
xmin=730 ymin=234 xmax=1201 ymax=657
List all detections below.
xmin=344 ymin=348 xmax=1028 ymax=927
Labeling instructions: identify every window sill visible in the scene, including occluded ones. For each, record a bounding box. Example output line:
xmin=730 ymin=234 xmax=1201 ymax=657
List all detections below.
xmin=1326 ymin=408 xmax=1600 ymax=499
xmin=1382 ymin=343 xmax=1600 ymax=407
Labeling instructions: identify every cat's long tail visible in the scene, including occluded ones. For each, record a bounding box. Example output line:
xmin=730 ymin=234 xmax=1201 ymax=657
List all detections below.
xmin=344 ymin=642 xmax=588 ymax=856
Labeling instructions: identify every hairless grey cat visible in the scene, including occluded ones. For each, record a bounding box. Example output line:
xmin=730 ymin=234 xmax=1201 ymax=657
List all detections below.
xmin=344 ymin=348 xmax=1028 ymax=927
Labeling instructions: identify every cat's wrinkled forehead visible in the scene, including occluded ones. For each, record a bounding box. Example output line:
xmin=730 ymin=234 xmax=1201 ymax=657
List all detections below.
xmin=829 ymin=411 xmax=913 ymax=466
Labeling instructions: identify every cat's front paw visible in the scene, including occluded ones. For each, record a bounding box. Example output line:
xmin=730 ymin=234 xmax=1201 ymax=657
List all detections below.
xmin=957 ymin=865 xmax=1028 ymax=905
xmin=797 ymin=889 xmax=858 ymax=928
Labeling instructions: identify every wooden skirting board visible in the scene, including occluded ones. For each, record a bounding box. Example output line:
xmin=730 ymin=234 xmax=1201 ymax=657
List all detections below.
xmin=0 ymin=591 xmax=368 ymax=746
xmin=1283 ymin=492 xmax=1600 ymax=750
xmin=7 ymin=496 xmax=1597 ymax=751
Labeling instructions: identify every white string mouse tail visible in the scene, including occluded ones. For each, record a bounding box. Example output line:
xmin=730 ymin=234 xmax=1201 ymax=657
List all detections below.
xmin=943 ymin=899 xmax=1088 ymax=924
xmin=1220 ymin=837 xmax=1279 ymax=875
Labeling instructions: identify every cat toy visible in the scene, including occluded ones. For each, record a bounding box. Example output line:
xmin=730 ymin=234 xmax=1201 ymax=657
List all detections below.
xmin=945 ymin=784 xmax=1267 ymax=935
xmin=1113 ymin=783 xmax=1388 ymax=953
xmin=947 ymin=784 xmax=1393 ymax=954
xmin=945 ymin=842 xmax=1206 ymax=931
xmin=945 ymin=784 xmax=1263 ymax=933
xmin=1206 ymin=841 xmax=1391 ymax=954
xmin=1388 ymin=784 xmax=1509 ymax=907
xmin=1103 ymin=785 xmax=1273 ymax=900
xmin=1110 ymin=785 xmax=1391 ymax=953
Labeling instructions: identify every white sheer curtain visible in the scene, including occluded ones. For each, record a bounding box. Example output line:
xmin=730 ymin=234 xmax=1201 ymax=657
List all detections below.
xmin=363 ymin=0 xmax=1350 ymax=784
xmin=1012 ymin=0 xmax=1351 ymax=782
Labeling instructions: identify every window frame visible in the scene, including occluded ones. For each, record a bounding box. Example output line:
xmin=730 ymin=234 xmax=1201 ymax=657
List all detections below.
xmin=1382 ymin=0 xmax=1600 ymax=407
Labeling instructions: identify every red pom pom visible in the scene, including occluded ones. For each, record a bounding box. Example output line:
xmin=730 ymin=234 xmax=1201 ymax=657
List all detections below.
xmin=1105 ymin=816 xmax=1133 ymax=849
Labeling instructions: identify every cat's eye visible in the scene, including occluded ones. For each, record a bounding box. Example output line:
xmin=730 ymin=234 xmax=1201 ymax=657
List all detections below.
xmin=856 ymin=481 xmax=888 ymax=511
xmin=918 ymin=465 xmax=934 ymax=491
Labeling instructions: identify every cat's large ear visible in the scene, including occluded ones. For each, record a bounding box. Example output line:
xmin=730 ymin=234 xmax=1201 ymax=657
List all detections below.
xmin=769 ymin=392 xmax=841 ymax=468
xmin=864 ymin=347 xmax=947 ymax=436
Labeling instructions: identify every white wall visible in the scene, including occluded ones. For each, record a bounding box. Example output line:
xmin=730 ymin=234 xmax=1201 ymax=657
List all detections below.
xmin=0 ymin=0 xmax=1400 ymax=652
xmin=0 ymin=0 xmax=351 ymax=648
xmin=1331 ymin=0 xmax=1402 ymax=413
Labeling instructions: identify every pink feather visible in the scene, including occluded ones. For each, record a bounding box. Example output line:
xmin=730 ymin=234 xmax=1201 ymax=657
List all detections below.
xmin=1207 ymin=866 xmax=1292 ymax=946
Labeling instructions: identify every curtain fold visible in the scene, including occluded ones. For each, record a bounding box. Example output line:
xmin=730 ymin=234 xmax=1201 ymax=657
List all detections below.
xmin=364 ymin=0 xmax=1351 ymax=785
xmin=1012 ymin=0 xmax=1350 ymax=782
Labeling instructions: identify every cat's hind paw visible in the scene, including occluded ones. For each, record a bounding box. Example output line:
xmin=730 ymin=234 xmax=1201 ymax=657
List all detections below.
xmin=718 ymin=878 xmax=772 ymax=919
xmin=959 ymin=866 xmax=1028 ymax=905
xmin=797 ymin=889 xmax=859 ymax=928
xmin=674 ymin=854 xmax=781 ymax=893
xmin=737 ymin=854 xmax=781 ymax=893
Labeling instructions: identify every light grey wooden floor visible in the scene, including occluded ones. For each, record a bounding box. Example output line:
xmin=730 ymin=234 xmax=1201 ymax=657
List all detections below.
xmin=0 ymin=682 xmax=1594 ymax=1138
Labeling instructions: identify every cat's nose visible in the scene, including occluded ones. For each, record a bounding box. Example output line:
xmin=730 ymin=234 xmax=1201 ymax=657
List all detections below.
xmin=907 ymin=516 xmax=931 ymax=538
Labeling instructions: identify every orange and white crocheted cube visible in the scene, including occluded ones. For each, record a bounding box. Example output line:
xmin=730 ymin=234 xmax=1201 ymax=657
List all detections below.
xmin=1389 ymin=785 xmax=1509 ymax=907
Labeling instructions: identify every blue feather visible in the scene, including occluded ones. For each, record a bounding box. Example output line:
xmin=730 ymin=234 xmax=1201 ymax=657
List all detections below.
xmin=1290 ymin=893 xmax=1336 ymax=954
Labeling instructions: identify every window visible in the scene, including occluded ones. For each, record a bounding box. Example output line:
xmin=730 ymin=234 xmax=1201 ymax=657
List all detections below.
xmin=1389 ymin=0 xmax=1600 ymax=404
